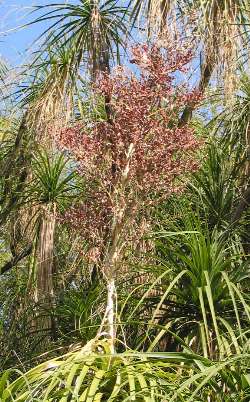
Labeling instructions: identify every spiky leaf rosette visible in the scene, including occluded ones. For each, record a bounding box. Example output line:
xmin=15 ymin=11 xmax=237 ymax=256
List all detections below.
xmin=1 ymin=338 xmax=249 ymax=401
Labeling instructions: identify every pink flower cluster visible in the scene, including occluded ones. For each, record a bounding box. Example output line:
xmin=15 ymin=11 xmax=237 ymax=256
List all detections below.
xmin=58 ymin=44 xmax=202 ymax=244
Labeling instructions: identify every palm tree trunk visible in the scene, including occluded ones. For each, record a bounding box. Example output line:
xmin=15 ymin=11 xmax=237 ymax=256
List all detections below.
xmin=35 ymin=204 xmax=56 ymax=344
xmin=179 ymin=1 xmax=219 ymax=127
xmin=179 ymin=56 xmax=215 ymax=127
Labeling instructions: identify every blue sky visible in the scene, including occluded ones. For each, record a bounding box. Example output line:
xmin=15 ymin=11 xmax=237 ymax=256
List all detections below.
xmin=0 ymin=0 xmax=50 ymax=65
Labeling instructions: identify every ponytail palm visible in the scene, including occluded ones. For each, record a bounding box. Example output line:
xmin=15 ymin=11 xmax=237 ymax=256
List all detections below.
xmin=29 ymin=0 xmax=129 ymax=78
xmin=29 ymin=150 xmax=77 ymax=207
xmin=16 ymin=43 xmax=82 ymax=130
xmin=0 ymin=45 xmax=79 ymax=273
xmin=26 ymin=150 xmax=78 ymax=345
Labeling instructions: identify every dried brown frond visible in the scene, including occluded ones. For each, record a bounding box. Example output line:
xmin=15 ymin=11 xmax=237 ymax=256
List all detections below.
xmin=132 ymin=0 xmax=250 ymax=93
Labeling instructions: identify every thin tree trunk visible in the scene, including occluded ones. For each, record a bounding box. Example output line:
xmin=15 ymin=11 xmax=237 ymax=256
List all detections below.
xmin=160 ymin=0 xmax=170 ymax=34
xmin=98 ymin=144 xmax=134 ymax=351
xmin=103 ymin=278 xmax=116 ymax=353
xmin=0 ymin=243 xmax=33 ymax=275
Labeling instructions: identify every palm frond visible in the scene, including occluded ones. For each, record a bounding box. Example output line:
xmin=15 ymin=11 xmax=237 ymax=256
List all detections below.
xmin=27 ymin=0 xmax=129 ymax=78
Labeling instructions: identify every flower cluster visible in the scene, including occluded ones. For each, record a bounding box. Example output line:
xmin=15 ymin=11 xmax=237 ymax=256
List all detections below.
xmin=58 ymin=44 xmax=202 ymax=247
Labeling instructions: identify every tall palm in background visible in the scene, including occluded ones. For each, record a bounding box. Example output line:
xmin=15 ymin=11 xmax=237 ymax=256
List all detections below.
xmin=0 ymin=50 xmax=81 ymax=348
xmin=0 ymin=45 xmax=78 ymax=260
xmin=29 ymin=0 xmax=129 ymax=79
xmin=26 ymin=151 xmax=77 ymax=345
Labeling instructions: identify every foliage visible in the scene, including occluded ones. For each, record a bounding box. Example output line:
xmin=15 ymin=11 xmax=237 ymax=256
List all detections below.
xmin=0 ymin=1 xmax=249 ymax=401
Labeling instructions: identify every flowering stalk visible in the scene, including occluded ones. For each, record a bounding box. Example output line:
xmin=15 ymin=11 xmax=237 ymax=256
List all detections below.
xmin=98 ymin=144 xmax=134 ymax=349
xmin=58 ymin=43 xmax=202 ymax=349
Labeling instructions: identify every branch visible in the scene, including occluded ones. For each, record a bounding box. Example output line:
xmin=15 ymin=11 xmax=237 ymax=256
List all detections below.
xmin=0 ymin=243 xmax=33 ymax=275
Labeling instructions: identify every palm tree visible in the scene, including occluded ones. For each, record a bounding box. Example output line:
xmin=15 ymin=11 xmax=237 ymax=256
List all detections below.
xmin=16 ymin=43 xmax=81 ymax=131
xmin=25 ymin=150 xmax=78 ymax=345
xmin=0 ymin=44 xmax=78 ymax=269
xmin=0 ymin=40 xmax=92 ymax=348
xmin=28 ymin=0 xmax=129 ymax=79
